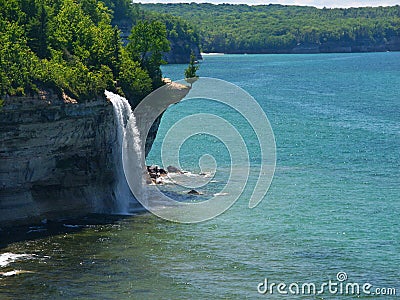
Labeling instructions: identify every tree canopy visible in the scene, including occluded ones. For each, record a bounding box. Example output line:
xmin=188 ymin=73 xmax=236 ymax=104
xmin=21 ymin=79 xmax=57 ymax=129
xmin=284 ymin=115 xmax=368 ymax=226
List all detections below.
xmin=127 ymin=20 xmax=170 ymax=89
xmin=184 ymin=51 xmax=199 ymax=80
xmin=0 ymin=0 xmax=170 ymax=104
xmin=141 ymin=3 xmax=400 ymax=53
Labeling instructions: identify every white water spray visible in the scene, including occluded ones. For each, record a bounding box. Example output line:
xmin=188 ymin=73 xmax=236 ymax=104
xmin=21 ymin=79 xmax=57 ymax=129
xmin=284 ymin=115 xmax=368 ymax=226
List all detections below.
xmin=105 ymin=91 xmax=144 ymax=214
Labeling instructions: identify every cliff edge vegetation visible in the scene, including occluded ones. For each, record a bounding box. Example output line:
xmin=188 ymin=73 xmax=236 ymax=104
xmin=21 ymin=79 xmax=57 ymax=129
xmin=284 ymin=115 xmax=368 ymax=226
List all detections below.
xmin=0 ymin=0 xmax=197 ymax=226
xmin=0 ymin=0 xmax=171 ymax=106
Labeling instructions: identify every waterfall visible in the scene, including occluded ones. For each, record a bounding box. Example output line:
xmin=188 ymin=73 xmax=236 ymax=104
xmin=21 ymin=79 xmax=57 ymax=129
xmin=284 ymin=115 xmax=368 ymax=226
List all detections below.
xmin=105 ymin=90 xmax=143 ymax=214
xmin=105 ymin=82 xmax=191 ymax=219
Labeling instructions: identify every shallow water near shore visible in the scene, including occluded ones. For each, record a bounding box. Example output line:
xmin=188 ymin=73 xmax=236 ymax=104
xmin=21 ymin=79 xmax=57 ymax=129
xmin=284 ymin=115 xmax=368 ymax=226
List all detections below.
xmin=1 ymin=52 xmax=399 ymax=299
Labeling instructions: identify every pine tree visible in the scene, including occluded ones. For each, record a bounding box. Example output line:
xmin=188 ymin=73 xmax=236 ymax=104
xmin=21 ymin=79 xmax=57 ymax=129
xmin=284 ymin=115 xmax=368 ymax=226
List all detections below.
xmin=184 ymin=50 xmax=199 ymax=84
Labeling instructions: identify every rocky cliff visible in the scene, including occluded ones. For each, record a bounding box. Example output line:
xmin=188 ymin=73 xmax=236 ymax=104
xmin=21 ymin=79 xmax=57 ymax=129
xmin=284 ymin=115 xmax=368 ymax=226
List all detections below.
xmin=0 ymin=82 xmax=190 ymax=227
xmin=292 ymin=36 xmax=400 ymax=54
xmin=162 ymin=39 xmax=202 ymax=64
xmin=0 ymin=93 xmax=118 ymax=226
xmin=227 ymin=36 xmax=400 ymax=54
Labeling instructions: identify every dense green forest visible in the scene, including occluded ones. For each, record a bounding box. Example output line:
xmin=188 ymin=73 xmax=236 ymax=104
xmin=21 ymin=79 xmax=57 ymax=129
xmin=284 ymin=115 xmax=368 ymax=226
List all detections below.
xmin=148 ymin=13 xmax=200 ymax=57
xmin=4 ymin=1 xmax=398 ymax=102
xmin=142 ymin=3 xmax=400 ymax=53
xmin=0 ymin=0 xmax=173 ymax=104
xmin=102 ymin=0 xmax=200 ymax=51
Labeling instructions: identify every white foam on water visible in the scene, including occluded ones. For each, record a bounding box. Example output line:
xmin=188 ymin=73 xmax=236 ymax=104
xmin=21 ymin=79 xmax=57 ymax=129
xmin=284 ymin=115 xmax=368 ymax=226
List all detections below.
xmin=0 ymin=253 xmax=34 ymax=268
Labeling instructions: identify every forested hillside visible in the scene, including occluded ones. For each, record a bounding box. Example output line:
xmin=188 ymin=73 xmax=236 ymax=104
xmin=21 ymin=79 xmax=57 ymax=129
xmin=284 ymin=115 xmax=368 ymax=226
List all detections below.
xmin=147 ymin=13 xmax=202 ymax=63
xmin=101 ymin=1 xmax=201 ymax=64
xmin=0 ymin=0 xmax=194 ymax=104
xmin=142 ymin=3 xmax=400 ymax=53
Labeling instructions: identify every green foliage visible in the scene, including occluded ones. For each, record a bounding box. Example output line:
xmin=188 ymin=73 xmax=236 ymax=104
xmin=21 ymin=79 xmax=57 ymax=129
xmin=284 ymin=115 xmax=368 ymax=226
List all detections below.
xmin=25 ymin=1 xmax=51 ymax=59
xmin=184 ymin=51 xmax=199 ymax=79
xmin=37 ymin=51 xmax=114 ymax=101
xmin=100 ymin=0 xmax=140 ymax=25
xmin=0 ymin=0 xmax=169 ymax=104
xmin=145 ymin=12 xmax=200 ymax=48
xmin=141 ymin=3 xmax=400 ymax=53
xmin=147 ymin=13 xmax=200 ymax=62
xmin=0 ymin=19 xmax=39 ymax=96
xmin=127 ymin=20 xmax=170 ymax=89
xmin=118 ymin=51 xmax=152 ymax=106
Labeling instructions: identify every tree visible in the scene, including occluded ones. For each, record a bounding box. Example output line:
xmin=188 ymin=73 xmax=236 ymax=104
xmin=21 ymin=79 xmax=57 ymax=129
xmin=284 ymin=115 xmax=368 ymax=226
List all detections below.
xmin=141 ymin=3 xmax=400 ymax=53
xmin=117 ymin=50 xmax=152 ymax=106
xmin=27 ymin=1 xmax=51 ymax=59
xmin=184 ymin=50 xmax=199 ymax=83
xmin=127 ymin=20 xmax=170 ymax=88
xmin=0 ymin=20 xmax=39 ymax=97
xmin=0 ymin=0 xmax=179 ymax=102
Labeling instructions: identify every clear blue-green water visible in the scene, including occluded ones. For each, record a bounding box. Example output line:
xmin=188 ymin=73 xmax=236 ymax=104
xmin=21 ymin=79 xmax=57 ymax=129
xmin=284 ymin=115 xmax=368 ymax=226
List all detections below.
xmin=1 ymin=53 xmax=399 ymax=299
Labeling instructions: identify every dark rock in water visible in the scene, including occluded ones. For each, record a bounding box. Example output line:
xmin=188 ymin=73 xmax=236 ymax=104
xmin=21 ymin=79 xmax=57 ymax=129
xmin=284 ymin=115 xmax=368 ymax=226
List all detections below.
xmin=167 ymin=165 xmax=182 ymax=173
xmin=145 ymin=115 xmax=163 ymax=158
xmin=147 ymin=165 xmax=159 ymax=172
xmin=147 ymin=165 xmax=159 ymax=179
xmin=159 ymin=168 xmax=167 ymax=176
xmin=188 ymin=189 xmax=200 ymax=195
xmin=147 ymin=165 xmax=167 ymax=183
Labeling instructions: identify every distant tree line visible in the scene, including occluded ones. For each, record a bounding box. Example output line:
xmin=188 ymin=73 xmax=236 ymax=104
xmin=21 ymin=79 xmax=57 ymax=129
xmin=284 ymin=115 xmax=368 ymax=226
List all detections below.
xmin=141 ymin=3 xmax=400 ymax=53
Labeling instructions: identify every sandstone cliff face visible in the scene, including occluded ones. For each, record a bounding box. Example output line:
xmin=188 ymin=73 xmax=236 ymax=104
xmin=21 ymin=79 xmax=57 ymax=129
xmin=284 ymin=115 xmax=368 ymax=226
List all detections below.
xmin=0 ymin=81 xmax=190 ymax=226
xmin=162 ymin=39 xmax=202 ymax=64
xmin=225 ymin=35 xmax=400 ymax=54
xmin=293 ymin=36 xmax=400 ymax=54
xmin=0 ymin=94 xmax=118 ymax=226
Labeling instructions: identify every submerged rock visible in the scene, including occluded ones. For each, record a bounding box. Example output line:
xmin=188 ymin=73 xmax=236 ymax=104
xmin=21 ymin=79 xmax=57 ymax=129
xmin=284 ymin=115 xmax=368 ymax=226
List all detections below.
xmin=188 ymin=189 xmax=201 ymax=195
xmin=167 ymin=165 xmax=182 ymax=173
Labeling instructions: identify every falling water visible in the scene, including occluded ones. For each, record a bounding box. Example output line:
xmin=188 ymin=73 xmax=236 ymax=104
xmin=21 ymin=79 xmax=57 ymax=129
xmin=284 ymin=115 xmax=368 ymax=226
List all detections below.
xmin=105 ymin=82 xmax=192 ymax=217
xmin=105 ymin=90 xmax=143 ymax=214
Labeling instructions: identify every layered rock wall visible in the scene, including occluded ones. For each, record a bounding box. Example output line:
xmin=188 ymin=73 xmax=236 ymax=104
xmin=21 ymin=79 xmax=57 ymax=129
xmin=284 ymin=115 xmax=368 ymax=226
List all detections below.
xmin=0 ymin=95 xmax=117 ymax=225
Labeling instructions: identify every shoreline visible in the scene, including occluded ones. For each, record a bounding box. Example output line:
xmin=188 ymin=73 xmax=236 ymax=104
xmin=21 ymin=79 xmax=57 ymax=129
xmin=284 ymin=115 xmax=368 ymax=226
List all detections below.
xmin=164 ymin=50 xmax=400 ymax=65
xmin=201 ymin=49 xmax=399 ymax=55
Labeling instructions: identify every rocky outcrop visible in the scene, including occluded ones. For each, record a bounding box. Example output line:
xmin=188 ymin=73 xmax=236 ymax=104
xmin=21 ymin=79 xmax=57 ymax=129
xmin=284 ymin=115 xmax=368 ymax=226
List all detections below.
xmin=0 ymin=93 xmax=118 ymax=226
xmin=224 ymin=35 xmax=400 ymax=54
xmin=162 ymin=39 xmax=202 ymax=64
xmin=316 ymin=36 xmax=400 ymax=53
xmin=145 ymin=115 xmax=162 ymax=158
xmin=385 ymin=36 xmax=400 ymax=51
xmin=0 ymin=82 xmax=190 ymax=226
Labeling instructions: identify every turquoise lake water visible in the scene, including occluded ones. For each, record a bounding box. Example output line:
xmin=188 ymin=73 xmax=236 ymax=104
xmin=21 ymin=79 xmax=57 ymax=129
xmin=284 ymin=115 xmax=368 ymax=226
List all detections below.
xmin=1 ymin=53 xmax=399 ymax=299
